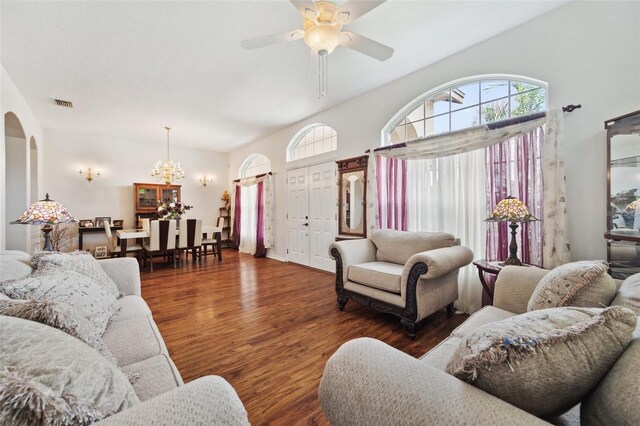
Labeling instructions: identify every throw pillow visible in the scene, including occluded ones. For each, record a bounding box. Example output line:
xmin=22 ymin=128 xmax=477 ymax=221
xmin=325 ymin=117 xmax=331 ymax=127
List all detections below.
xmin=0 ymin=258 xmax=33 ymax=283
xmin=0 ymin=266 xmax=120 ymax=336
xmin=527 ymin=260 xmax=617 ymax=311
xmin=445 ymin=306 xmax=636 ymax=418
xmin=0 ymin=298 xmax=117 ymax=365
xmin=0 ymin=316 xmax=139 ymax=425
xmin=610 ymin=272 xmax=640 ymax=315
xmin=32 ymin=251 xmax=121 ymax=298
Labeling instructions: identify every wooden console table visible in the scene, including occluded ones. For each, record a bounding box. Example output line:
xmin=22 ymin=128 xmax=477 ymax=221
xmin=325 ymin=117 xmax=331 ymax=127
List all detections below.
xmin=78 ymin=226 xmax=122 ymax=250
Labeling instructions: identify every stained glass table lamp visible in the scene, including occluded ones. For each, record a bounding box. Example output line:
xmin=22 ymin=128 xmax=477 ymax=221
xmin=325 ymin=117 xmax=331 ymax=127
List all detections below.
xmin=485 ymin=196 xmax=539 ymax=266
xmin=12 ymin=193 xmax=77 ymax=251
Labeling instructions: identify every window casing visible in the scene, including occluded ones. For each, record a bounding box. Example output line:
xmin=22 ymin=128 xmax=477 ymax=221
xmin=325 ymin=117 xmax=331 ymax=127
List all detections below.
xmin=287 ymin=124 xmax=337 ymax=162
xmin=239 ymin=153 xmax=271 ymax=178
xmin=384 ymin=77 xmax=547 ymax=146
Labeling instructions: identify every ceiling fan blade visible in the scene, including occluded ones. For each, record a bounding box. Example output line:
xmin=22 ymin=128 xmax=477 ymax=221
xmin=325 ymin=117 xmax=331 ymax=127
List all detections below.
xmin=241 ymin=29 xmax=305 ymax=50
xmin=335 ymin=0 xmax=386 ymax=24
xmin=290 ymin=0 xmax=319 ymax=20
xmin=339 ymin=31 xmax=394 ymax=61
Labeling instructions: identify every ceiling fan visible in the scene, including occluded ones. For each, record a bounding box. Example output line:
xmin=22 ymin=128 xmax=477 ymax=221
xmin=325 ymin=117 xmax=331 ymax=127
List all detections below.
xmin=241 ymin=0 xmax=393 ymax=97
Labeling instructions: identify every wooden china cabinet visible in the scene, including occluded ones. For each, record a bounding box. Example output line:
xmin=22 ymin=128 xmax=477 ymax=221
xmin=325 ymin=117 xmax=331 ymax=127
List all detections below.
xmin=604 ymin=110 xmax=640 ymax=279
xmin=133 ymin=183 xmax=181 ymax=227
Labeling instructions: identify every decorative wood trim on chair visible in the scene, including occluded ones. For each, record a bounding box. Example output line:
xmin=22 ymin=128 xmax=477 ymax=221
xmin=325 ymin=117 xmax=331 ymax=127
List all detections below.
xmin=330 ymin=247 xmax=430 ymax=339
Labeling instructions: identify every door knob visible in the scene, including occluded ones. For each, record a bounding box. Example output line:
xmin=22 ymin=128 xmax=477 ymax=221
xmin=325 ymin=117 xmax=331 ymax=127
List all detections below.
xmin=303 ymin=223 xmax=309 ymax=226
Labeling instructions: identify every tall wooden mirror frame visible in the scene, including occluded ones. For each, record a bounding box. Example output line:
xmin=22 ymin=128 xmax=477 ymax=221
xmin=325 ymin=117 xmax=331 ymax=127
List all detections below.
xmin=336 ymin=155 xmax=368 ymax=238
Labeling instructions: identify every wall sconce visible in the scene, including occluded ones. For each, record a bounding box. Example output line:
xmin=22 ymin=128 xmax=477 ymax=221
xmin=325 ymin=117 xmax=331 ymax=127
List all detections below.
xmin=200 ymin=176 xmax=213 ymax=187
xmin=79 ymin=168 xmax=101 ymax=182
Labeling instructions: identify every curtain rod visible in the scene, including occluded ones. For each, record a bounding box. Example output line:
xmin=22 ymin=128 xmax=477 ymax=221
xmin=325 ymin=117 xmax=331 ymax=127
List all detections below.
xmin=562 ymin=104 xmax=581 ymax=112
xmin=233 ymin=171 xmax=272 ymax=183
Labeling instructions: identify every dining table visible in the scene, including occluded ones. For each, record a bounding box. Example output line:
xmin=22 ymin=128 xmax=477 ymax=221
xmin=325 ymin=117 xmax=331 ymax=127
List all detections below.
xmin=116 ymin=225 xmax=223 ymax=262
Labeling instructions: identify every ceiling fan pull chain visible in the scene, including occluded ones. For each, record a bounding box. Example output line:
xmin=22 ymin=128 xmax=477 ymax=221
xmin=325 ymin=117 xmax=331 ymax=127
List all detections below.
xmin=318 ymin=50 xmax=322 ymax=98
xmin=318 ymin=49 xmax=328 ymax=98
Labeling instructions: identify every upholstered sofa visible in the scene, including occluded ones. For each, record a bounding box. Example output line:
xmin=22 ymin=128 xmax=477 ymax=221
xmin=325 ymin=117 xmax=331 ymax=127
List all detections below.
xmin=329 ymin=229 xmax=474 ymax=337
xmin=0 ymin=250 xmax=249 ymax=425
xmin=319 ymin=265 xmax=640 ymax=425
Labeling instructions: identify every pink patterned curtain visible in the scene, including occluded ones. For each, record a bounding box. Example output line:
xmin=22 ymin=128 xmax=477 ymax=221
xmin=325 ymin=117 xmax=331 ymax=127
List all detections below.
xmin=255 ymin=180 xmax=266 ymax=258
xmin=376 ymin=155 xmax=408 ymax=230
xmin=485 ymin=127 xmax=544 ymax=266
xmin=232 ymin=185 xmax=242 ymax=249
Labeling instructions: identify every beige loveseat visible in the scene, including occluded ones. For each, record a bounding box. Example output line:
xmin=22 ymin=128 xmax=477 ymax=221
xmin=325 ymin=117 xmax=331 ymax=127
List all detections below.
xmin=319 ymin=265 xmax=640 ymax=425
xmin=329 ymin=229 xmax=474 ymax=337
xmin=0 ymin=250 xmax=249 ymax=425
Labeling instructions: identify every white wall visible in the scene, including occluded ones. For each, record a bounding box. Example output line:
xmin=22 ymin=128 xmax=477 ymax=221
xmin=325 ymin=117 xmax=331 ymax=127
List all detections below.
xmin=44 ymin=129 xmax=229 ymax=252
xmin=1 ymin=66 xmax=45 ymax=251
xmin=5 ymin=136 xmax=27 ymax=250
xmin=229 ymin=1 xmax=640 ymax=262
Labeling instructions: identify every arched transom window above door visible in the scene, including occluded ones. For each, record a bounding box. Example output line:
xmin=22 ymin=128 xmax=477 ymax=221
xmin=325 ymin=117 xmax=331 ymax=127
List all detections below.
xmin=287 ymin=124 xmax=337 ymax=162
xmin=239 ymin=153 xmax=271 ymax=178
xmin=383 ymin=76 xmax=547 ymax=146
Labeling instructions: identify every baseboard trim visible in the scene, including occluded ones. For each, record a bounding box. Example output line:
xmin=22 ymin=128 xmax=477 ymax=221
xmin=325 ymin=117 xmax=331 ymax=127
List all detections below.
xmin=266 ymin=253 xmax=286 ymax=262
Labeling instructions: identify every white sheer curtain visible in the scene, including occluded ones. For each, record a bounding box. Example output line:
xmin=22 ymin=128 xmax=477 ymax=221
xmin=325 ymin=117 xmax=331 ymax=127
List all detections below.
xmin=239 ymin=184 xmax=258 ymax=255
xmin=406 ymin=149 xmax=486 ymax=314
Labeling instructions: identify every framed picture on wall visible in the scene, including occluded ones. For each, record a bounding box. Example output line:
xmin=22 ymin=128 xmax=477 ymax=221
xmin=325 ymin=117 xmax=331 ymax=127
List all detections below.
xmin=94 ymin=246 xmax=108 ymax=259
xmin=112 ymin=220 xmax=124 ymax=227
xmin=79 ymin=219 xmax=94 ymax=228
xmin=94 ymin=217 xmax=112 ymax=228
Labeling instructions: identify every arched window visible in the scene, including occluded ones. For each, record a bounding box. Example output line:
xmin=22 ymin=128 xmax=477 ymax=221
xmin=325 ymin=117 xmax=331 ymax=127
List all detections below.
xmin=383 ymin=76 xmax=547 ymax=146
xmin=287 ymin=124 xmax=337 ymax=162
xmin=239 ymin=153 xmax=271 ymax=178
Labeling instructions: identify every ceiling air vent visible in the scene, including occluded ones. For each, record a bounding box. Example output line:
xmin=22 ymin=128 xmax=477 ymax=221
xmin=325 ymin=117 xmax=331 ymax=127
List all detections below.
xmin=54 ymin=99 xmax=73 ymax=108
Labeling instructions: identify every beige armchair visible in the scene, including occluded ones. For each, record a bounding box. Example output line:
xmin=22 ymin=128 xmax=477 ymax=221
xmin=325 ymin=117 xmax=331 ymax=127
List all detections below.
xmin=329 ymin=229 xmax=474 ymax=338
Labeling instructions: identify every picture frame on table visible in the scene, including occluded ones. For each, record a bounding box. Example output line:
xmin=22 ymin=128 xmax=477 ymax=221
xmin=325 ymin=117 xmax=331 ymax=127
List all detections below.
xmin=94 ymin=246 xmax=108 ymax=259
xmin=94 ymin=217 xmax=112 ymax=228
xmin=112 ymin=219 xmax=124 ymax=227
xmin=79 ymin=219 xmax=94 ymax=228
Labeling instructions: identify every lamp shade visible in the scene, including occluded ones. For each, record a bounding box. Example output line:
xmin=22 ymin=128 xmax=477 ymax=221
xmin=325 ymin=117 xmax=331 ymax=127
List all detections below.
xmin=12 ymin=193 xmax=76 ymax=225
xmin=486 ymin=196 xmax=538 ymax=223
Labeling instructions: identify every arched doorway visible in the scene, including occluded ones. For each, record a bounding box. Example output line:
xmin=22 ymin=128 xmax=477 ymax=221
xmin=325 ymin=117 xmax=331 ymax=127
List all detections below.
xmin=4 ymin=112 xmax=29 ymax=251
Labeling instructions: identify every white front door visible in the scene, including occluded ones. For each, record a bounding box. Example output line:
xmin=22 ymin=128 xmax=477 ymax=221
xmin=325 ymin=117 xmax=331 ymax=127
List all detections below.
xmin=286 ymin=168 xmax=310 ymax=266
xmin=287 ymin=162 xmax=337 ymax=271
xmin=308 ymin=162 xmax=337 ymax=271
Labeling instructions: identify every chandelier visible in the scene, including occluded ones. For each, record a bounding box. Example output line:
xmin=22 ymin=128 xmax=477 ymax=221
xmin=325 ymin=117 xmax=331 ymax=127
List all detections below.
xmin=151 ymin=126 xmax=185 ymax=185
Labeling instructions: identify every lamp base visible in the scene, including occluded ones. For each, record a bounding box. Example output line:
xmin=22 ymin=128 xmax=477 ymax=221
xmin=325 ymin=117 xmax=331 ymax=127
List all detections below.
xmin=41 ymin=224 xmax=54 ymax=251
xmin=498 ymin=258 xmax=528 ymax=267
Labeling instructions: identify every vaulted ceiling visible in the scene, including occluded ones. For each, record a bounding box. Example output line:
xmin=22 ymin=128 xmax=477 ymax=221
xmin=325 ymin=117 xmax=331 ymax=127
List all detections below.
xmin=1 ymin=1 xmax=566 ymax=151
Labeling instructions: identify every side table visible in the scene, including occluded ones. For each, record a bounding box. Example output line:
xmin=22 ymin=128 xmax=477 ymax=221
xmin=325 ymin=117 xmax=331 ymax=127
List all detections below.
xmin=473 ymin=259 xmax=502 ymax=304
xmin=473 ymin=259 xmax=533 ymax=305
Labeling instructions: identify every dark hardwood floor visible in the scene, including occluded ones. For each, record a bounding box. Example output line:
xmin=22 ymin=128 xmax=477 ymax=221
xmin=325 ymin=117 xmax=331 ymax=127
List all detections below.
xmin=140 ymin=250 xmax=467 ymax=425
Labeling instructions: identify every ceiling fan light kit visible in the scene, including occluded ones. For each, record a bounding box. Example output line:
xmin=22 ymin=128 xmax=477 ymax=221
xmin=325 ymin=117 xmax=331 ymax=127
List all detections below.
xmin=242 ymin=0 xmax=393 ymax=98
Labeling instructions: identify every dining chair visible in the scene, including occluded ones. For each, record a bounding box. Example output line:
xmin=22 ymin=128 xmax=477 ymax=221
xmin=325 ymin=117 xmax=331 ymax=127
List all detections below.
xmin=177 ymin=218 xmax=203 ymax=266
xmin=104 ymin=221 xmax=142 ymax=258
xmin=141 ymin=218 xmax=150 ymax=231
xmin=142 ymin=219 xmax=177 ymax=271
xmin=202 ymin=216 xmax=223 ymax=257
